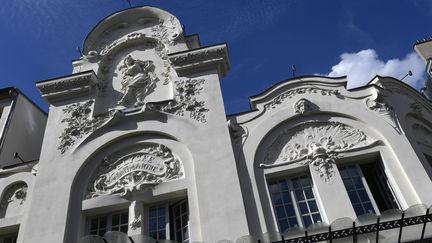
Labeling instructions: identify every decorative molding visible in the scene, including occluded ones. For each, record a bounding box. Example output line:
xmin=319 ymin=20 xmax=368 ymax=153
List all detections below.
xmin=38 ymin=74 xmax=94 ymax=94
xmin=150 ymin=79 xmax=209 ymax=123
xmin=116 ymin=55 xmax=158 ymax=108
xmin=0 ymin=183 xmax=27 ymax=210
xmin=412 ymin=123 xmax=432 ymax=148
xmin=264 ymin=88 xmax=339 ymax=110
xmin=168 ymin=44 xmax=230 ymax=77
xmin=228 ymin=120 xmax=248 ymax=146
xmin=58 ymin=78 xmax=207 ymax=154
xmin=151 ymin=16 xmax=181 ymax=46
xmin=365 ymin=93 xmax=402 ymax=134
xmin=294 ymin=98 xmax=318 ymax=114
xmin=169 ymin=46 xmax=226 ymax=66
xmin=37 ymin=71 xmax=98 ymax=103
xmin=129 ymin=218 xmax=142 ymax=230
xmin=94 ymin=35 xmax=173 ymax=96
xmin=58 ymin=100 xmax=117 ymax=154
xmin=87 ymin=144 xmax=183 ymax=198
xmin=410 ymin=102 xmax=423 ymax=116
xmin=260 ymin=121 xmax=378 ymax=182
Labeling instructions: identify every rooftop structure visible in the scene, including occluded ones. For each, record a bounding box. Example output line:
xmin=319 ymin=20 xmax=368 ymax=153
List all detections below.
xmin=0 ymin=6 xmax=431 ymax=243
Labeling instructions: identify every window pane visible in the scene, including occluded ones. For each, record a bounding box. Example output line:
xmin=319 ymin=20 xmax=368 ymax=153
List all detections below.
xmin=172 ymin=200 xmax=189 ymax=242
xmin=357 ymin=189 xmax=370 ymax=202
xmin=302 ymin=215 xmax=312 ymax=228
xmin=99 ymin=217 xmax=107 ymax=228
xmin=272 ymin=193 xmax=282 ymax=205
xmin=121 ymin=213 xmax=128 ymax=224
xmin=312 ymin=213 xmax=321 ymax=223
xmin=91 ymin=219 xmax=98 ymax=229
xmin=340 ymin=165 xmax=376 ymax=216
xmin=361 ymin=161 xmax=399 ymax=211
xmin=304 ymin=187 xmax=314 ymax=199
xmin=295 ymin=190 xmax=305 ymax=201
xmin=269 ymin=182 xmax=279 ymax=193
xmin=281 ymin=192 xmax=292 ymax=204
xmin=285 ymin=204 xmax=295 ymax=216
xmin=348 ymin=191 xmax=360 ymax=203
xmin=308 ymin=200 xmax=318 ymax=212
xmin=298 ymin=202 xmax=309 ymax=214
xmin=279 ymin=220 xmax=289 ymax=232
xmin=288 ymin=217 xmax=299 ymax=228
xmin=149 ymin=205 xmax=166 ymax=240
xmin=353 ymin=204 xmax=365 ymax=216
xmin=280 ymin=180 xmax=289 ymax=191
xmin=120 ymin=225 xmax=128 ymax=233
xmin=300 ymin=177 xmax=310 ymax=187
xmin=269 ymin=175 xmax=321 ymax=230
xmin=292 ymin=179 xmax=301 ymax=189
xmin=343 ymin=179 xmax=354 ymax=191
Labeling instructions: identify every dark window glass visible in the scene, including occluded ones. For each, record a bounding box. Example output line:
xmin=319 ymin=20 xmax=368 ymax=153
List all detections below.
xmin=269 ymin=175 xmax=321 ymax=232
xmin=149 ymin=205 xmax=167 ymax=240
xmin=340 ymin=160 xmax=399 ymax=216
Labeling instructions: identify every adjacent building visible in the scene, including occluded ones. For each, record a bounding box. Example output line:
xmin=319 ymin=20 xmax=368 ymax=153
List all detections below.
xmin=0 ymin=6 xmax=431 ymax=243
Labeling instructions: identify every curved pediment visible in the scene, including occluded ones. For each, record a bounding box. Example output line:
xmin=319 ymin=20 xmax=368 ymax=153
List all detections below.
xmin=83 ymin=6 xmax=184 ymax=56
xmin=249 ymin=76 xmax=347 ymax=110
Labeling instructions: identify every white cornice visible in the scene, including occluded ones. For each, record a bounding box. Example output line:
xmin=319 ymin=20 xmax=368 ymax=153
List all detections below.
xmin=168 ymin=44 xmax=230 ymax=77
xmin=36 ymin=71 xmax=98 ymax=104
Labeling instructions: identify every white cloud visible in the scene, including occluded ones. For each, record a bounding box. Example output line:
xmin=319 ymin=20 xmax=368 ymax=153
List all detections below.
xmin=327 ymin=49 xmax=425 ymax=89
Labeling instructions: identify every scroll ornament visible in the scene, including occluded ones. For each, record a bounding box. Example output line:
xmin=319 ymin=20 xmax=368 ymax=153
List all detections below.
xmin=260 ymin=122 xmax=378 ymax=181
xmin=365 ymin=90 xmax=402 ymax=134
xmin=0 ymin=183 xmax=27 ymax=209
xmin=87 ymin=144 xmax=183 ymax=198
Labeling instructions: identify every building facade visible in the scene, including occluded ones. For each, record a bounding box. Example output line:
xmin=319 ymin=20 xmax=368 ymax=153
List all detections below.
xmin=0 ymin=6 xmax=431 ymax=243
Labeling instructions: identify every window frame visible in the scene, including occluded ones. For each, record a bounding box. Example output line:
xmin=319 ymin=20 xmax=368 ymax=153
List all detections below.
xmin=85 ymin=210 xmax=129 ymax=236
xmin=267 ymin=173 xmax=323 ymax=231
xmin=147 ymin=203 xmax=170 ymax=240
xmin=145 ymin=199 xmax=189 ymax=242
xmin=339 ymin=161 xmax=401 ymax=216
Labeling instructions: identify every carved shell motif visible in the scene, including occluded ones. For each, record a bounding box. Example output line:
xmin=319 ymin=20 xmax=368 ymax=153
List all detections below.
xmin=261 ymin=122 xmax=378 ymax=181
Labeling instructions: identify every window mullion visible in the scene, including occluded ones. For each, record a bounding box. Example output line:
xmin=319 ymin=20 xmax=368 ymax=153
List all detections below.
xmin=165 ymin=203 xmax=170 ymax=240
xmin=288 ymin=179 xmax=303 ymax=228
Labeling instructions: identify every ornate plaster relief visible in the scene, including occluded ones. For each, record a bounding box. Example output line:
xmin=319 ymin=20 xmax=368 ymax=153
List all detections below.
xmin=293 ymin=98 xmax=318 ymax=114
xmin=264 ymin=87 xmax=339 ymax=111
xmin=412 ymin=123 xmax=432 ymax=148
xmin=0 ymin=182 xmax=27 ymax=218
xmin=58 ymin=100 xmax=118 ymax=154
xmin=149 ymin=78 xmax=209 ymax=123
xmin=116 ymin=55 xmax=158 ymax=108
xmin=365 ymin=90 xmax=402 ymax=134
xmin=87 ymin=144 xmax=183 ymax=198
xmin=58 ymin=78 xmax=208 ymax=153
xmin=260 ymin=121 xmax=378 ymax=181
xmin=410 ymin=102 xmax=423 ymax=116
xmin=228 ymin=120 xmax=249 ymax=146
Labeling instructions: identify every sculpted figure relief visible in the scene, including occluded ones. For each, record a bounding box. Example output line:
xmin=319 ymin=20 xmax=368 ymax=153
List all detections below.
xmin=294 ymin=98 xmax=316 ymax=114
xmin=117 ymin=55 xmax=158 ymax=108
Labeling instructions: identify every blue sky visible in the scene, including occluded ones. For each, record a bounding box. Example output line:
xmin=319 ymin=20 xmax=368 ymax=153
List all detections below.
xmin=0 ymin=0 xmax=430 ymax=114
